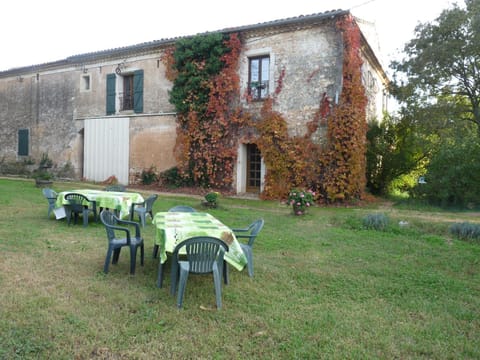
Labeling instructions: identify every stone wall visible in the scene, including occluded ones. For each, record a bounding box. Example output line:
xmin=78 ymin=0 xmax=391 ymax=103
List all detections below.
xmin=0 ymin=13 xmax=388 ymax=187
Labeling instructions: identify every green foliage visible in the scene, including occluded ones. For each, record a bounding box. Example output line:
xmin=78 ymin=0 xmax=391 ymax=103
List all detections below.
xmin=39 ymin=153 xmax=53 ymax=168
xmin=411 ymin=136 xmax=480 ymax=208
xmin=1 ymin=179 xmax=480 ymax=358
xmin=166 ymin=33 xmax=245 ymax=189
xmin=392 ymin=0 xmax=480 ymax=135
xmin=449 ymin=222 xmax=480 ymax=242
xmin=203 ymin=191 xmax=220 ymax=208
xmin=141 ymin=166 xmax=158 ymax=185
xmin=366 ymin=114 xmax=429 ymax=195
xmin=287 ymin=188 xmax=315 ymax=215
xmin=168 ymin=33 xmax=229 ymax=116
xmin=204 ymin=191 xmax=219 ymax=204
xmin=159 ymin=167 xmax=193 ymax=188
xmin=362 ymin=213 xmax=389 ymax=231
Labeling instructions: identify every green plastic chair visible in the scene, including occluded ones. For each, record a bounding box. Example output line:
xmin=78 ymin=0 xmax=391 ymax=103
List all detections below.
xmin=42 ymin=188 xmax=57 ymax=218
xmin=168 ymin=205 xmax=196 ymax=213
xmin=64 ymin=192 xmax=97 ymax=227
xmin=100 ymin=210 xmax=144 ymax=275
xmin=104 ymin=184 xmax=126 ymax=192
xmin=153 ymin=205 xmax=197 ymax=260
xmin=170 ymin=236 xmax=228 ymax=309
xmin=132 ymin=194 xmax=158 ymax=228
xmin=232 ymin=219 xmax=264 ymax=277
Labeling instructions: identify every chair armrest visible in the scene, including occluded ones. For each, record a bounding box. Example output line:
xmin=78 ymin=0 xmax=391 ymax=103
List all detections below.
xmin=234 ymin=234 xmax=254 ymax=240
xmin=231 ymin=227 xmax=249 ymax=232
xmin=105 ymin=224 xmax=131 ymax=243
xmin=116 ymin=218 xmax=141 ymax=238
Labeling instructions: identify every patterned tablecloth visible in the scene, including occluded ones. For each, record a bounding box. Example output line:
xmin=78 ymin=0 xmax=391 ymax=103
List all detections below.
xmin=152 ymin=212 xmax=247 ymax=271
xmin=55 ymin=189 xmax=144 ymax=219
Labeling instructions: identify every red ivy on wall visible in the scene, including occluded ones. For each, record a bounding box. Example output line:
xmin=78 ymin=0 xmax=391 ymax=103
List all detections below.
xmin=164 ymin=15 xmax=368 ymax=202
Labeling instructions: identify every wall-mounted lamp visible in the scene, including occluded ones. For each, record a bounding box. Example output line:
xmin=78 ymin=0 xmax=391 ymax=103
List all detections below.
xmin=115 ymin=59 xmax=127 ymax=75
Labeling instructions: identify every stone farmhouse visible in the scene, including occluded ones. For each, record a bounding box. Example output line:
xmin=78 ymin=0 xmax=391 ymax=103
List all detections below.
xmin=0 ymin=9 xmax=388 ymax=195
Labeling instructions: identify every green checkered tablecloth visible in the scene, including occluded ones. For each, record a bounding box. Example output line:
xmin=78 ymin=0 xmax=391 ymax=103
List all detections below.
xmin=56 ymin=189 xmax=144 ymax=219
xmin=153 ymin=212 xmax=247 ymax=271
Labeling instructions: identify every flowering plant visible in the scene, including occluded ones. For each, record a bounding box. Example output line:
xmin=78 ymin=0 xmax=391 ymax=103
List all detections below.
xmin=288 ymin=188 xmax=315 ymax=215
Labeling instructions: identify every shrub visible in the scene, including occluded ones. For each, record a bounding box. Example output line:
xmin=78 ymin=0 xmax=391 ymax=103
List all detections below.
xmin=159 ymin=167 xmax=193 ymax=188
xmin=203 ymin=191 xmax=220 ymax=208
xmin=411 ymin=137 xmax=480 ymax=208
xmin=449 ymin=222 xmax=480 ymax=242
xmin=141 ymin=166 xmax=158 ymax=185
xmin=363 ymin=213 xmax=389 ymax=231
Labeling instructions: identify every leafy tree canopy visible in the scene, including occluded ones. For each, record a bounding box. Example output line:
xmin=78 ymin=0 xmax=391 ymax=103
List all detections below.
xmin=391 ymin=0 xmax=480 ymax=134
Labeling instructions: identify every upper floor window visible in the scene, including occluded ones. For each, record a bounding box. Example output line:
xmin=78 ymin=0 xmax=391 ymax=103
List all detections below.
xmin=81 ymin=74 xmax=91 ymax=92
xmin=106 ymin=70 xmax=144 ymax=115
xmin=248 ymin=56 xmax=270 ymax=100
xmin=122 ymin=74 xmax=134 ymax=111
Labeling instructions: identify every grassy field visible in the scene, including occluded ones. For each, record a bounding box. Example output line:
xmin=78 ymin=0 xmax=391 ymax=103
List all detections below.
xmin=0 ymin=178 xmax=479 ymax=359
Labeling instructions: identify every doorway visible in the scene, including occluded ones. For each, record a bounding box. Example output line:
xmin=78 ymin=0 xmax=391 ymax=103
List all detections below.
xmin=246 ymin=144 xmax=261 ymax=193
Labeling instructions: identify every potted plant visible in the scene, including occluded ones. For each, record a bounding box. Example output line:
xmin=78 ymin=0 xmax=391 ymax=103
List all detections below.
xmin=33 ymin=168 xmax=53 ymax=187
xmin=34 ymin=153 xmax=54 ymax=187
xmin=202 ymin=191 xmax=220 ymax=208
xmin=287 ymin=188 xmax=315 ymax=215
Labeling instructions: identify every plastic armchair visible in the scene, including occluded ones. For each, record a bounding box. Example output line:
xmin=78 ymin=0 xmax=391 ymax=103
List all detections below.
xmin=170 ymin=236 xmax=228 ymax=309
xmin=42 ymin=188 xmax=57 ymax=218
xmin=131 ymin=194 xmax=158 ymax=228
xmin=64 ymin=192 xmax=97 ymax=227
xmin=152 ymin=204 xmax=198 ymax=259
xmin=232 ymin=218 xmax=264 ymax=277
xmin=168 ymin=205 xmax=197 ymax=213
xmin=104 ymin=184 xmax=126 ymax=192
xmin=100 ymin=210 xmax=144 ymax=275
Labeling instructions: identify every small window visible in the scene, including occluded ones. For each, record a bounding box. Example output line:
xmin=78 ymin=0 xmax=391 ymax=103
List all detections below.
xmin=18 ymin=129 xmax=29 ymax=156
xmin=248 ymin=56 xmax=270 ymax=100
xmin=81 ymin=75 xmax=91 ymax=91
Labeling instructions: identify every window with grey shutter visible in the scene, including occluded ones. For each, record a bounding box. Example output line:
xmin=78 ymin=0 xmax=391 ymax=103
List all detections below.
xmin=18 ymin=129 xmax=29 ymax=156
xmin=133 ymin=70 xmax=144 ymax=113
xmin=106 ymin=73 xmax=116 ymax=115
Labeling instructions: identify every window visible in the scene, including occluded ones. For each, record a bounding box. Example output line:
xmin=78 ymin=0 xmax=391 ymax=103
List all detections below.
xmin=248 ymin=56 xmax=270 ymax=100
xmin=106 ymin=70 xmax=143 ymax=115
xmin=81 ymin=75 xmax=91 ymax=91
xmin=246 ymin=144 xmax=261 ymax=192
xmin=122 ymin=74 xmax=134 ymax=110
xmin=18 ymin=129 xmax=29 ymax=156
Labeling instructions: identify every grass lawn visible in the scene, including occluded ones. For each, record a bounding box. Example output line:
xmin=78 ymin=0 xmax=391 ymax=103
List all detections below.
xmin=0 ymin=178 xmax=479 ymax=359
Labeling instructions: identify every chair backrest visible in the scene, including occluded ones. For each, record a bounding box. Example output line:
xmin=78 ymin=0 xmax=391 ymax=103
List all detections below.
xmin=105 ymin=184 xmax=126 ymax=192
xmin=64 ymin=193 xmax=90 ymax=211
xmin=145 ymin=194 xmax=158 ymax=211
xmin=100 ymin=210 xmax=119 ymax=242
xmin=173 ymin=236 xmax=228 ymax=274
xmin=246 ymin=219 xmax=265 ymax=247
xmin=168 ymin=205 xmax=196 ymax=212
xmin=42 ymin=188 xmax=57 ymax=204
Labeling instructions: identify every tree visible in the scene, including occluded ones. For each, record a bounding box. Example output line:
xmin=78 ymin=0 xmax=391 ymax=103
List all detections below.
xmin=366 ymin=114 xmax=429 ymax=195
xmin=391 ymin=0 xmax=480 ymax=135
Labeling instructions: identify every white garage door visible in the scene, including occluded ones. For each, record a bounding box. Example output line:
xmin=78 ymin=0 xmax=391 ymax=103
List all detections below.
xmin=84 ymin=117 xmax=129 ymax=184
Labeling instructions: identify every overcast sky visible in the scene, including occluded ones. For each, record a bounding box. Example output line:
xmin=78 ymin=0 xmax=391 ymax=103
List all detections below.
xmin=0 ymin=0 xmax=457 ymax=72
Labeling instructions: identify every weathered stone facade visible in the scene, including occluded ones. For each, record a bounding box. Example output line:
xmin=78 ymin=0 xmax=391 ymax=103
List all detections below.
xmin=0 ymin=10 xmax=388 ymax=192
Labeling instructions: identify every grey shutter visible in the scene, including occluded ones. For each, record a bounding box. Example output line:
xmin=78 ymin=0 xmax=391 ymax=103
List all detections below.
xmin=18 ymin=129 xmax=29 ymax=156
xmin=133 ymin=70 xmax=143 ymax=114
xmin=106 ymin=73 xmax=116 ymax=115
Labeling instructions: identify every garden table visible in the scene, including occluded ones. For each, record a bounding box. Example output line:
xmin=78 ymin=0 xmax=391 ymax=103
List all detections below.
xmin=55 ymin=189 xmax=144 ymax=219
xmin=153 ymin=211 xmax=248 ymax=287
